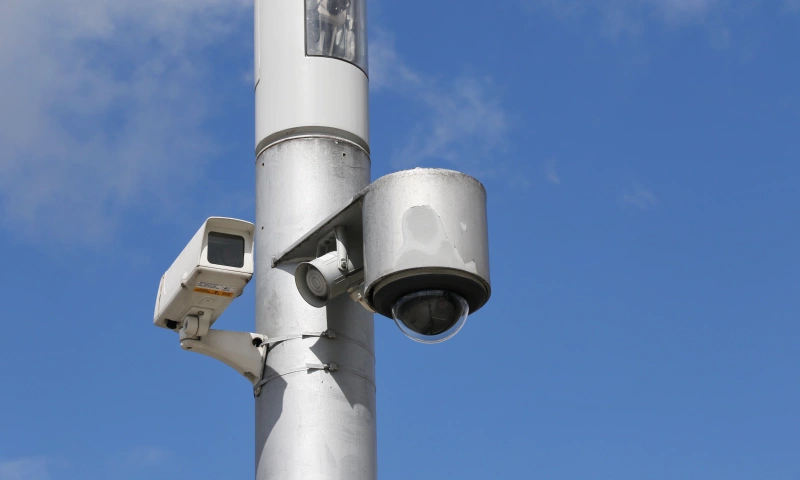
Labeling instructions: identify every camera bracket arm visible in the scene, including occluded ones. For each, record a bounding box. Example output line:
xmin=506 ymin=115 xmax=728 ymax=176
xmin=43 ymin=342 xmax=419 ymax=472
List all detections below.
xmin=272 ymin=192 xmax=365 ymax=267
xmin=317 ymin=225 xmax=353 ymax=272
xmin=179 ymin=314 xmax=268 ymax=385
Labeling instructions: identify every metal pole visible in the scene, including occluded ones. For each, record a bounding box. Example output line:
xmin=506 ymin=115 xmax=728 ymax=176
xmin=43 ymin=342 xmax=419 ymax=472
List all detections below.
xmin=253 ymin=1 xmax=376 ymax=478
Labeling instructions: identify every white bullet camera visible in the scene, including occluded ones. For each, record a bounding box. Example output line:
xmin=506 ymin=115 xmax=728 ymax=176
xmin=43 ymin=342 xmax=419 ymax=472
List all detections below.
xmin=295 ymin=226 xmax=365 ymax=307
xmin=277 ymin=169 xmax=491 ymax=344
xmin=154 ymin=217 xmax=255 ymax=333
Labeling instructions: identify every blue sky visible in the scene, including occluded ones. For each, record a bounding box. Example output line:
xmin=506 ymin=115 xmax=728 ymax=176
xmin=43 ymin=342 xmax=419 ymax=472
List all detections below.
xmin=1 ymin=0 xmax=799 ymax=479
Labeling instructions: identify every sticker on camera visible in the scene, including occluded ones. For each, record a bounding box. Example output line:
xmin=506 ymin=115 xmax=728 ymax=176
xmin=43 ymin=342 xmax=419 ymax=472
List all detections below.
xmin=194 ymin=282 xmax=235 ymax=298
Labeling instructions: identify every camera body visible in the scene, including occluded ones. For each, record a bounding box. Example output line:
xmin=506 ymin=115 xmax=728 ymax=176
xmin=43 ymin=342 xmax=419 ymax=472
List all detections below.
xmin=362 ymin=169 xmax=490 ymax=320
xmin=154 ymin=217 xmax=255 ymax=331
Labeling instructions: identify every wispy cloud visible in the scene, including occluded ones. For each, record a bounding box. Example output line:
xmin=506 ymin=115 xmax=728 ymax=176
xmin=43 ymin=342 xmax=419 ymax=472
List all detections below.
xmin=528 ymin=0 xmax=723 ymax=34
xmin=0 ymin=457 xmax=50 ymax=480
xmin=544 ymin=158 xmax=561 ymax=185
xmin=0 ymin=0 xmax=249 ymax=242
xmin=124 ymin=446 xmax=169 ymax=468
xmin=370 ymin=31 xmax=510 ymax=179
xmin=620 ymin=181 xmax=657 ymax=210
xmin=369 ymin=31 xmax=424 ymax=93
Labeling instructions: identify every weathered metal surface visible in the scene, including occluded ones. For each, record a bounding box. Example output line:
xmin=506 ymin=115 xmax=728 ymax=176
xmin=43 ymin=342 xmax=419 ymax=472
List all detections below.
xmin=362 ymin=168 xmax=491 ymax=318
xmin=255 ymin=136 xmax=376 ymax=480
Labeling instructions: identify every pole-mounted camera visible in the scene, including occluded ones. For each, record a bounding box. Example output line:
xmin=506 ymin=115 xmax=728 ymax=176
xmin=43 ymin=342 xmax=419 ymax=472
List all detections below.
xmin=276 ymin=168 xmax=491 ymax=344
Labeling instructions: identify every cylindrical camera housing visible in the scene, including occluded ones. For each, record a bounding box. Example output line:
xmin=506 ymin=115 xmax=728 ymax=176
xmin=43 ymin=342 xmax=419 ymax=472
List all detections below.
xmin=363 ymin=169 xmax=491 ymax=319
xmin=295 ymin=251 xmax=365 ymax=307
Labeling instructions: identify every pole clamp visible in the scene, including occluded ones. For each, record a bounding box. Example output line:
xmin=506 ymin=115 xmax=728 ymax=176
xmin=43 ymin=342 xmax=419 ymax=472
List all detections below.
xmin=254 ymin=362 xmax=340 ymax=397
xmin=306 ymin=362 xmax=339 ymax=372
xmin=264 ymin=329 xmax=337 ymax=347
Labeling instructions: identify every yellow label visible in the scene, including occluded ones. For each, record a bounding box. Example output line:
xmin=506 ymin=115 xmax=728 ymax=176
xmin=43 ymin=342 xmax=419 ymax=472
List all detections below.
xmin=194 ymin=287 xmax=235 ymax=298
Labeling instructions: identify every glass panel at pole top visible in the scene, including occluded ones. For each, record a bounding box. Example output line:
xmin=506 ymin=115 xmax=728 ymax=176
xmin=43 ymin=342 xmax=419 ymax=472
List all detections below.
xmin=306 ymin=0 xmax=367 ymax=73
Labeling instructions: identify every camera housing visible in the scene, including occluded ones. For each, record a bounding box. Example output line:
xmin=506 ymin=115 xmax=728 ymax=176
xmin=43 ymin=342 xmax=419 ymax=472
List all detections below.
xmin=362 ymin=169 xmax=491 ymax=341
xmin=295 ymin=226 xmax=365 ymax=307
xmin=154 ymin=217 xmax=255 ymax=331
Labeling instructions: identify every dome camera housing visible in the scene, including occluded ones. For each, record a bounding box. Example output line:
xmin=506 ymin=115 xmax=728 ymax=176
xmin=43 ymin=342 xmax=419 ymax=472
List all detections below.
xmin=362 ymin=169 xmax=491 ymax=342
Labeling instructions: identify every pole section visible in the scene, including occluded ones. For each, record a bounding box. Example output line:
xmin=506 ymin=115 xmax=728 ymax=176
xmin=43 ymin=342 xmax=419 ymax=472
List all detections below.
xmin=253 ymin=1 xmax=376 ymax=479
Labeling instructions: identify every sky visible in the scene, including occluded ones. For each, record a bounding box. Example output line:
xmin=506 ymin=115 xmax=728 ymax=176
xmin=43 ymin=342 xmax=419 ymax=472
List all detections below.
xmin=1 ymin=0 xmax=799 ymax=479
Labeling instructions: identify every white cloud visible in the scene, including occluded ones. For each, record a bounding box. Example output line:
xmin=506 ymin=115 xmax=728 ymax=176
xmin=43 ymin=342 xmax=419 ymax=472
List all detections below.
xmin=620 ymin=181 xmax=657 ymax=210
xmin=0 ymin=457 xmax=50 ymax=480
xmin=370 ymin=32 xmax=509 ymax=177
xmin=544 ymin=158 xmax=561 ymax=185
xmin=0 ymin=0 xmax=250 ymax=241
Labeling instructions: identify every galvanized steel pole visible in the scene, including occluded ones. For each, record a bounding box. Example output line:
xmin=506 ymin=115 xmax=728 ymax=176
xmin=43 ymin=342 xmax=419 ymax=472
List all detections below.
xmin=253 ymin=0 xmax=376 ymax=479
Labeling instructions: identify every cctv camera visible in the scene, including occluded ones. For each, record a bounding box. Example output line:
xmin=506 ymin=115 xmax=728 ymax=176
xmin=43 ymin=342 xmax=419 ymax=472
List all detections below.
xmin=362 ymin=169 xmax=491 ymax=343
xmin=154 ymin=217 xmax=255 ymax=332
xmin=295 ymin=251 xmax=364 ymax=307
xmin=295 ymin=226 xmax=364 ymax=307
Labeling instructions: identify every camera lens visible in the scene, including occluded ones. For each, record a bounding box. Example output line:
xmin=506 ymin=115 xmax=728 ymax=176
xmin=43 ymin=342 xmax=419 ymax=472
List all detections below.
xmin=207 ymin=232 xmax=245 ymax=268
xmin=391 ymin=290 xmax=469 ymax=344
xmin=305 ymin=268 xmax=329 ymax=298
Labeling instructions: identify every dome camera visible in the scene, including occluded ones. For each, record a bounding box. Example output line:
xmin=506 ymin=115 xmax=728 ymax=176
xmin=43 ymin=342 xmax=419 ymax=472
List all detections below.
xmin=391 ymin=290 xmax=469 ymax=343
xmin=361 ymin=169 xmax=492 ymax=343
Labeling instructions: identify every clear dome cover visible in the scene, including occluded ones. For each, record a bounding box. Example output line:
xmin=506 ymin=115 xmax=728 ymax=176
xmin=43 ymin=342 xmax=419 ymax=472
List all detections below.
xmin=391 ymin=290 xmax=469 ymax=344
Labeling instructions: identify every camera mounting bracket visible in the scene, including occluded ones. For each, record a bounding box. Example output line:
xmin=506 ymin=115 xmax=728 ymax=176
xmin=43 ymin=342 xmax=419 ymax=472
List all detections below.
xmin=179 ymin=327 xmax=268 ymax=385
xmin=272 ymin=191 xmax=365 ymax=267
xmin=316 ymin=225 xmax=353 ymax=272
